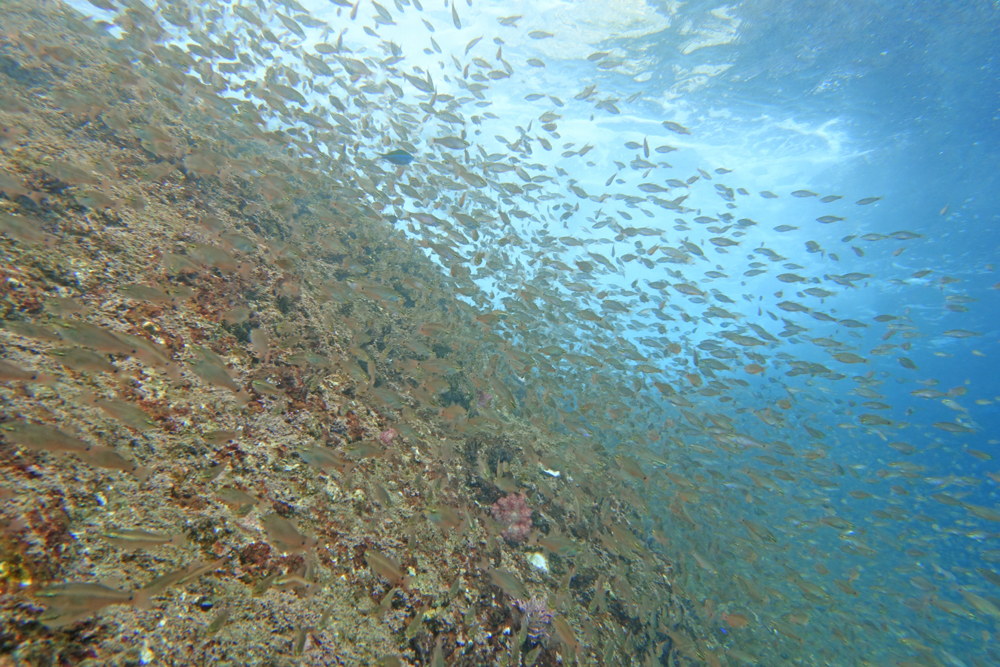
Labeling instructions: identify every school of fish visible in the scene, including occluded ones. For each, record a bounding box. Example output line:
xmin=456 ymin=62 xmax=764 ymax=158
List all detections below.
xmin=0 ymin=0 xmax=998 ymax=666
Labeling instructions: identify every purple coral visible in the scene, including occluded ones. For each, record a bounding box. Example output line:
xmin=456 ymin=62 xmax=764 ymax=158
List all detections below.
xmin=490 ymin=493 xmax=532 ymax=543
xmin=379 ymin=428 xmax=398 ymax=446
xmin=513 ymin=596 xmax=554 ymax=643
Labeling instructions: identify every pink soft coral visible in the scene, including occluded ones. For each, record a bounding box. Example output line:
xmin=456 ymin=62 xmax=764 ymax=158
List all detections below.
xmin=490 ymin=493 xmax=532 ymax=543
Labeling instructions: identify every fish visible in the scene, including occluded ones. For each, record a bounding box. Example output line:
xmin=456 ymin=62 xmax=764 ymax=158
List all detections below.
xmin=47 ymin=347 xmax=120 ymax=375
xmin=432 ymin=136 xmax=469 ymax=150
xmin=188 ymin=347 xmax=245 ymax=396
xmin=0 ymin=360 xmax=54 ymax=384
xmin=722 ymin=612 xmax=749 ymax=628
xmin=487 ymin=567 xmax=528 ymax=600
xmin=662 ymin=121 xmax=690 ymax=135
xmin=942 ymin=329 xmax=980 ymax=338
xmin=221 ymin=306 xmax=251 ymax=325
xmin=249 ymin=328 xmax=270 ymax=363
xmin=366 ymin=550 xmax=408 ymax=588
xmin=1 ymin=421 xmax=93 ymax=454
xmin=89 ymin=396 xmax=156 ymax=431
xmin=117 ymin=284 xmax=175 ymax=304
xmin=381 ymin=149 xmax=414 ymax=166
xmin=552 ymin=615 xmax=581 ymax=656
xmin=37 ymin=582 xmax=137 ymax=628
xmin=262 ymin=513 xmax=315 ymax=554
xmin=102 ymin=528 xmax=187 ymax=549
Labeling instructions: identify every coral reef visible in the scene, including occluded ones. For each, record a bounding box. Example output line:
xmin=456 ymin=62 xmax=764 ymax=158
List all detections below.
xmin=0 ymin=2 xmax=711 ymax=666
xmin=490 ymin=493 xmax=533 ymax=544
